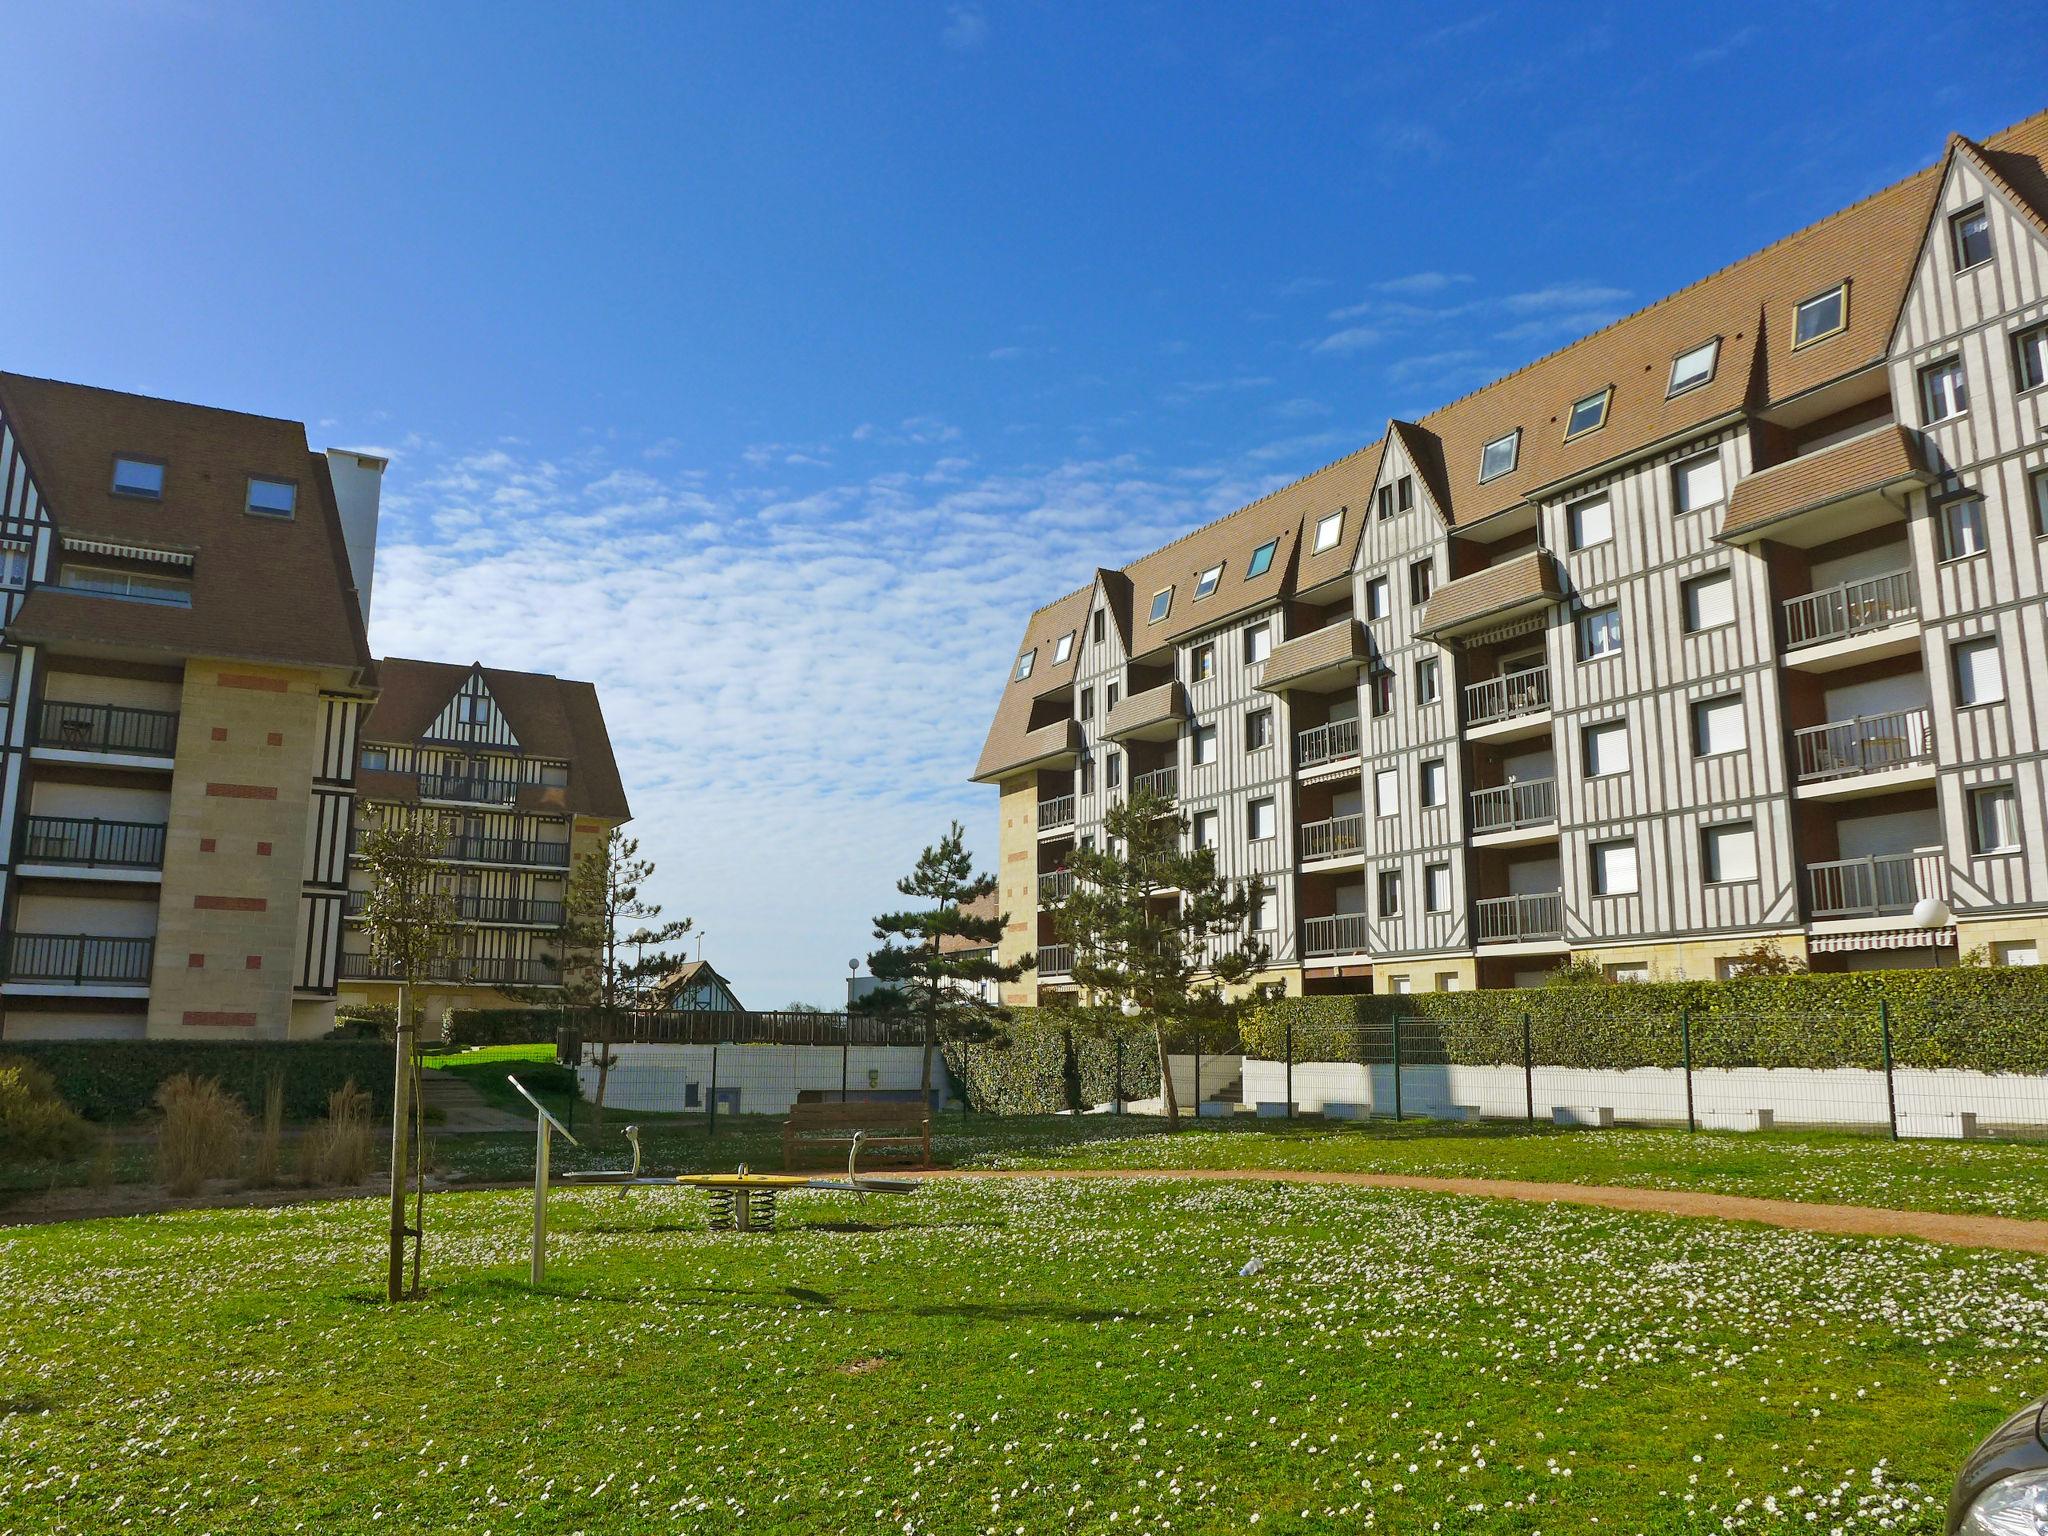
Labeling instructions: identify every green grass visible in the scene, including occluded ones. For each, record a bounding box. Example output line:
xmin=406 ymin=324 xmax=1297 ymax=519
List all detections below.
xmin=1 ymin=1177 xmax=2040 ymax=1532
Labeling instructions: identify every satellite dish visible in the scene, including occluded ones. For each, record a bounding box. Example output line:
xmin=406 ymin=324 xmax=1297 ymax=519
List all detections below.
xmin=1911 ymin=896 xmax=1952 ymax=930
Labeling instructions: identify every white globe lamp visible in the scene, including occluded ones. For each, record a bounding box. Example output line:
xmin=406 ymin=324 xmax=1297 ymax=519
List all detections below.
xmin=1911 ymin=896 xmax=1952 ymax=930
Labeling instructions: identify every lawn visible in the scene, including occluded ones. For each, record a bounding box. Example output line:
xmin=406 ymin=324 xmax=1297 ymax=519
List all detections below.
xmin=2 ymin=1176 xmax=2042 ymax=1532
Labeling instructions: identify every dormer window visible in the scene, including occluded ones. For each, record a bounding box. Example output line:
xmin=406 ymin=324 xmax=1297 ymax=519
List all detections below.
xmin=1148 ymin=586 xmax=1173 ymax=623
xmin=1311 ymin=509 xmax=1343 ymax=554
xmin=1668 ymin=339 xmax=1719 ymax=397
xmin=1478 ymin=430 xmax=1520 ymax=483
xmin=1246 ymin=537 xmax=1278 ymax=578
xmin=1793 ymin=284 xmax=1847 ymax=348
xmin=111 ymin=457 xmax=164 ymax=499
xmin=1951 ymin=204 xmax=1992 ymax=272
xmin=1563 ymin=388 xmax=1610 ymax=440
xmin=246 ymin=477 xmax=297 ymax=518
xmin=1052 ymin=631 xmax=1074 ymax=664
xmin=1014 ymin=648 xmax=1036 ymax=681
xmin=1193 ymin=563 xmax=1224 ymax=600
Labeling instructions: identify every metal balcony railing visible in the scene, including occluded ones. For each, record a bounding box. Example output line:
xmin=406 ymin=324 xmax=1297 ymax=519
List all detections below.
xmin=36 ymin=699 xmax=179 ymax=757
xmin=1130 ymin=766 xmax=1179 ymax=801
xmin=1782 ymin=570 xmax=1915 ymax=651
xmin=1299 ymin=813 xmax=1364 ymax=862
xmin=1302 ymin=913 xmax=1370 ymax=957
xmin=1038 ymin=943 xmax=1074 ymax=975
xmin=436 ymin=835 xmax=572 ymax=868
xmin=417 ymin=771 xmax=519 ymax=805
xmin=336 ymin=954 xmax=562 ymax=986
xmin=1039 ymin=870 xmax=1075 ymax=905
xmin=6 ymin=933 xmax=155 ymax=985
xmin=1463 ymin=665 xmax=1551 ymax=729
xmin=344 ymin=891 xmax=565 ymax=925
xmin=1806 ymin=848 xmax=1944 ymax=919
xmin=1792 ymin=707 xmax=1935 ymax=783
xmin=1469 ymin=777 xmax=1559 ymax=835
xmin=21 ymin=815 xmax=167 ymax=869
xmin=1475 ymin=891 xmax=1564 ymax=943
xmin=1296 ymin=716 xmax=1361 ymax=769
xmin=1039 ymin=795 xmax=1077 ymax=831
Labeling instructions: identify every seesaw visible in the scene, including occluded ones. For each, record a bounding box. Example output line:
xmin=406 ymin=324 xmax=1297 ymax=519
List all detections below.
xmin=508 ymin=1075 xmax=922 ymax=1283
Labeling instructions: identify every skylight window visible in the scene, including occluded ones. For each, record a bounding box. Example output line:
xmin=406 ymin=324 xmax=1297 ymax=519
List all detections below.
xmin=1478 ymin=430 xmax=1520 ymax=483
xmin=1563 ymin=388 xmax=1610 ymax=440
xmin=1014 ymin=648 xmax=1036 ymax=681
xmin=1193 ymin=563 xmax=1224 ymax=600
xmin=1668 ymin=339 xmax=1719 ymax=396
xmin=1148 ymin=586 xmax=1173 ymax=623
xmin=1793 ymin=284 xmax=1847 ymax=348
xmin=1246 ymin=538 xmax=1278 ymax=578
xmin=1311 ymin=510 xmax=1343 ymax=554
xmin=246 ymin=477 xmax=297 ymax=518
xmin=111 ymin=457 xmax=164 ymax=499
xmin=1052 ymin=631 xmax=1074 ymax=664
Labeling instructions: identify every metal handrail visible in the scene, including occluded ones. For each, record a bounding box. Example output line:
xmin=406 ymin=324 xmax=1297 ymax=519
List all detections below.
xmin=1806 ymin=847 xmax=1943 ymax=919
xmin=336 ymin=954 xmax=563 ymax=986
xmin=1038 ymin=943 xmax=1075 ymax=975
xmin=1302 ymin=912 xmax=1370 ymax=956
xmin=5 ymin=932 xmax=155 ymax=984
xmin=1475 ymin=891 xmax=1563 ymax=942
xmin=418 ymin=771 xmax=520 ymax=804
xmin=1039 ymin=870 xmax=1075 ymax=904
xmin=1792 ymin=706 xmax=1934 ymax=782
xmin=436 ymin=835 xmax=572 ymax=868
xmin=1782 ymin=569 xmax=1915 ymax=651
xmin=1039 ymin=795 xmax=1077 ymax=830
xmin=1463 ymin=665 xmax=1550 ymax=728
xmin=1469 ymin=777 xmax=1559 ymax=834
xmin=611 ymin=1009 xmax=928 ymax=1047
xmin=1299 ymin=813 xmax=1364 ymax=861
xmin=35 ymin=699 xmax=179 ymax=757
xmin=21 ymin=815 xmax=167 ymax=868
xmin=1297 ymin=716 xmax=1361 ymax=768
xmin=1130 ymin=766 xmax=1179 ymax=801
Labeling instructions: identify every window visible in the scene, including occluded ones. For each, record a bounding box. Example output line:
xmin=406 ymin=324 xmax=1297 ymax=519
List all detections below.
xmin=1079 ymin=757 xmax=1095 ymax=795
xmin=1369 ymin=665 xmax=1394 ymax=717
xmin=110 ymin=456 xmax=164 ymax=498
xmin=1252 ymin=889 xmax=1277 ymax=933
xmin=1376 ymin=485 xmax=1395 ymax=521
xmin=1578 ymin=603 xmax=1622 ymax=660
xmin=1192 ymin=643 xmax=1216 ymax=681
xmin=1415 ymin=656 xmax=1441 ymax=704
xmin=1148 ymin=587 xmax=1173 ymax=623
xmin=1564 ymin=387 xmax=1610 ymax=439
xmin=1192 ymin=723 xmax=1219 ymax=764
xmin=1246 ymin=707 xmax=1273 ymax=750
xmin=2032 ymin=468 xmax=2048 ymax=537
xmin=1244 ymin=623 xmax=1272 ymax=665
xmin=1972 ymin=784 xmax=2020 ymax=855
xmin=1192 ymin=810 xmax=1218 ymax=850
xmin=1425 ymin=863 xmax=1451 ymax=913
xmin=1692 ymin=694 xmax=1745 ymax=756
xmin=1672 ymin=449 xmax=1724 ymax=514
xmin=1387 ymin=973 xmax=1412 ymax=995
xmin=1409 ymin=558 xmax=1434 ymax=607
xmin=361 ymin=748 xmax=390 ymax=772
xmin=1420 ymin=757 xmax=1446 ymax=808
xmin=1194 ymin=563 xmax=1224 ymax=600
xmin=1435 ymin=971 xmax=1460 ymax=992
xmin=0 ymin=545 xmax=26 ymax=588
xmin=456 ymin=693 xmax=491 ymax=726
xmin=1941 ymin=494 xmax=1988 ymax=561
xmin=1106 ymin=750 xmax=1121 ymax=788
xmin=1312 ymin=510 xmax=1344 ymax=554
xmin=1106 ymin=681 xmax=1120 ymax=711
xmin=2016 ymin=324 xmax=2048 ymax=393
xmin=1479 ymin=429 xmax=1520 ymax=483
xmin=1702 ymin=821 xmax=1758 ymax=884
xmin=1397 ymin=476 xmax=1415 ymax=513
xmin=1078 ymin=687 xmax=1094 ymax=721
xmin=1568 ymin=493 xmax=1612 ymax=550
xmin=241 ymin=476 xmax=299 ymax=518
xmin=1668 ymin=338 xmax=1720 ymax=396
xmin=1604 ymin=963 xmax=1650 ymax=984
xmin=1952 ymin=204 xmax=1993 ymax=271
xmin=1793 ymin=284 xmax=1847 ymax=348
xmin=1591 ymin=839 xmax=1639 ymax=896
xmin=1052 ymin=632 xmax=1074 ymax=664
xmin=1377 ymin=868 xmax=1403 ymax=918
xmin=1583 ymin=719 xmax=1629 ymax=777
xmin=1953 ymin=636 xmax=2005 ymax=706
xmin=1248 ymin=796 xmax=1277 ymax=841
xmin=1092 ymin=609 xmax=1106 ymax=644
xmin=1682 ymin=571 xmax=1735 ymax=632
xmin=1374 ymin=767 xmax=1399 ymax=818
xmin=1920 ymin=357 xmax=1968 ymax=423
xmin=1013 ymin=649 xmax=1036 ymax=681
xmin=56 ymin=565 xmax=192 ymax=607
xmin=1247 ymin=538 xmax=1278 ymax=578
xmin=1366 ymin=575 xmax=1391 ymax=620
xmin=1996 ymin=940 xmax=2040 ymax=967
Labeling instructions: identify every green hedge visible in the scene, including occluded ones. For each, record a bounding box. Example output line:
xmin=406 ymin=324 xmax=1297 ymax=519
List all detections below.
xmin=943 ymin=1009 xmax=1161 ymax=1114
xmin=1 ymin=1041 xmax=394 ymax=1123
xmin=1240 ymin=966 xmax=2048 ymax=1076
xmin=444 ymin=1008 xmax=566 ymax=1048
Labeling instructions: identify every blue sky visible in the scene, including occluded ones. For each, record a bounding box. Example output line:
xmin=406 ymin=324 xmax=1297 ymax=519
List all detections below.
xmin=4 ymin=3 xmax=2045 ymax=1004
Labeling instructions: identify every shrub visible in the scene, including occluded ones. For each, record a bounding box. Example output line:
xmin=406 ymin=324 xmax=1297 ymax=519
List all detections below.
xmin=249 ymin=1071 xmax=286 ymax=1187
xmin=154 ymin=1074 xmax=249 ymax=1196
xmin=0 ymin=1056 xmax=94 ymax=1162
xmin=300 ymin=1079 xmax=374 ymax=1187
xmin=943 ymin=1009 xmax=1159 ymax=1114
xmin=0 ymin=1042 xmax=390 ymax=1123
xmin=444 ymin=1008 xmax=565 ymax=1048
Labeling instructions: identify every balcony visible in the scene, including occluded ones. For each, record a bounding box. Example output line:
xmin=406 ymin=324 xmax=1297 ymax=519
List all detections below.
xmin=1806 ymin=848 xmax=1944 ymax=921
xmin=1038 ymin=795 xmax=1076 ymax=833
xmin=1720 ymin=425 xmax=1931 ymax=547
xmin=1299 ymin=813 xmax=1364 ymax=865
xmin=1037 ymin=943 xmax=1074 ymax=977
xmin=1302 ymin=912 xmax=1370 ymax=958
xmin=418 ymin=771 xmax=519 ymax=806
xmin=1039 ymin=869 xmax=1075 ymax=905
xmin=975 ymin=717 xmax=1084 ymax=782
xmin=1130 ymin=765 xmax=1179 ymax=802
xmin=5 ymin=933 xmax=154 ymax=988
xmin=1781 ymin=571 xmax=1919 ymax=671
xmin=336 ymin=954 xmax=562 ymax=987
xmin=435 ymin=835 xmax=572 ymax=869
xmin=1259 ymin=620 xmax=1370 ymax=695
xmin=1792 ymin=707 xmax=1936 ymax=799
xmin=1104 ymin=681 xmax=1189 ymax=743
xmin=1417 ymin=550 xmax=1565 ymax=642
xmin=1475 ymin=891 xmax=1564 ymax=945
xmin=1469 ymin=778 xmax=1559 ymax=844
xmin=20 ymin=815 xmax=167 ymax=872
xmin=1296 ymin=717 xmax=1361 ymax=772
xmin=1463 ymin=664 xmax=1552 ymax=741
xmin=356 ymin=893 xmax=567 ymax=926
xmin=34 ymin=699 xmax=178 ymax=762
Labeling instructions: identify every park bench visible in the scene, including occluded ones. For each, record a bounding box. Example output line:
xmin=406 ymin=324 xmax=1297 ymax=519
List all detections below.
xmin=783 ymin=1100 xmax=933 ymax=1170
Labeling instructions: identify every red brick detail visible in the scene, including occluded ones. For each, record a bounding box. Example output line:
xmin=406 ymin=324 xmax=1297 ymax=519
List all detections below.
xmin=210 ymin=726 xmax=228 ymax=741
xmin=195 ymin=895 xmax=267 ymax=912
xmin=199 ymin=837 xmax=217 ymax=853
xmin=245 ymin=955 xmax=262 ymax=970
xmin=206 ymin=782 xmax=277 ymax=800
xmin=188 ymin=953 xmax=205 ymax=969
xmin=216 ymin=673 xmax=288 ymax=693
xmin=266 ymin=731 xmax=283 ymax=746
xmin=256 ymin=841 xmax=272 ymax=856
xmin=183 ymin=1011 xmax=258 ymax=1027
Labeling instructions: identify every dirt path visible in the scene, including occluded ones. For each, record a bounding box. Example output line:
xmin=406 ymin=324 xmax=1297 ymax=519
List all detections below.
xmin=926 ymin=1166 xmax=2048 ymax=1255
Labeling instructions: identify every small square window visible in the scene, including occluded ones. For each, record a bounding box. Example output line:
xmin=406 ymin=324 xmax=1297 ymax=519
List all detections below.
xmin=1682 ymin=570 xmax=1735 ymax=632
xmin=1374 ymin=767 xmax=1399 ymax=818
xmin=245 ymin=477 xmax=297 ymax=517
xmin=1192 ymin=723 xmax=1218 ymax=765
xmin=1408 ymin=558 xmax=1434 ymax=606
xmin=1952 ymin=204 xmax=1993 ymax=271
xmin=1377 ymin=869 xmax=1402 ymax=919
xmin=1191 ymin=643 xmax=1216 ymax=681
xmin=1052 ymin=631 xmax=1074 ymax=664
xmin=1564 ymin=388 xmax=1610 ymax=440
xmin=1420 ymin=757 xmax=1446 ymax=808
xmin=1692 ymin=694 xmax=1745 ymax=756
xmin=1953 ymin=635 xmax=2004 ymax=706
xmin=1479 ymin=429 xmax=1520 ymax=483
xmin=1244 ymin=623 xmax=1272 ymax=665
xmin=1941 ymin=495 xmax=1988 ymax=561
xmin=1376 ymin=485 xmax=1395 ymax=521
xmin=1972 ymin=784 xmax=2020 ymax=855
xmin=1013 ymin=649 xmax=1036 ymax=681
xmin=1568 ymin=493 xmax=1612 ymax=550
xmin=1583 ymin=719 xmax=1628 ymax=777
xmin=2016 ymin=324 xmax=2048 ymax=393
xmin=1148 ymin=586 xmax=1173 ymax=623
xmin=1793 ymin=284 xmax=1847 ymax=348
xmin=1425 ymin=863 xmax=1451 ymax=913
xmin=1579 ymin=604 xmax=1622 ymax=660
xmin=1366 ymin=575 xmax=1391 ymax=620
xmin=1312 ymin=509 xmax=1344 ymax=554
xmin=1248 ymin=796 xmax=1277 ymax=841
xmin=1245 ymin=707 xmax=1273 ymax=750
xmin=1194 ymin=563 xmax=1224 ymax=600
xmin=1397 ymin=476 xmax=1414 ymax=513
xmin=1247 ymin=538 xmax=1279 ymax=578
xmin=1920 ymin=357 xmax=1968 ymax=423
xmin=1591 ymin=838 xmax=1639 ymax=896
xmin=111 ymin=456 xmax=164 ymax=499
xmin=361 ymin=747 xmax=390 ymax=772
xmin=1415 ymin=656 xmax=1441 ymax=704
xmin=1605 ymin=963 xmax=1650 ymax=984
xmin=1702 ymin=821 xmax=1758 ymax=885
xmin=1369 ymin=665 xmax=1394 ymax=717
xmin=1672 ymin=449 xmax=1724 ymax=514
xmin=1668 ymin=338 xmax=1719 ymax=396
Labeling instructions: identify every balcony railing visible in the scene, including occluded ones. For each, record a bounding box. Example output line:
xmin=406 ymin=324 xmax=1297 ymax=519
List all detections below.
xmin=1806 ymin=848 xmax=1944 ymax=920
xmin=1038 ymin=943 xmax=1074 ymax=975
xmin=336 ymin=954 xmax=562 ymax=987
xmin=435 ymin=835 xmax=572 ymax=868
xmin=5 ymin=932 xmax=155 ymax=985
xmin=417 ymin=771 xmax=519 ymax=805
xmin=1463 ymin=665 xmax=1551 ymax=729
xmin=1039 ymin=795 xmax=1077 ymax=832
xmin=1130 ymin=765 xmax=1179 ymax=801
xmin=1039 ymin=869 xmax=1075 ymax=905
xmin=1296 ymin=717 xmax=1361 ymax=769
xmin=36 ymin=699 xmax=179 ymax=757
xmin=1303 ymin=912 xmax=1370 ymax=957
xmin=1475 ymin=891 xmax=1564 ymax=943
xmin=1469 ymin=778 xmax=1559 ymax=835
xmin=1299 ymin=813 xmax=1364 ymax=862
xmin=343 ymin=891 xmax=565 ymax=925
xmin=1792 ymin=706 xmax=1934 ymax=783
xmin=21 ymin=815 xmax=167 ymax=869
xmin=1782 ymin=570 xmax=1915 ymax=651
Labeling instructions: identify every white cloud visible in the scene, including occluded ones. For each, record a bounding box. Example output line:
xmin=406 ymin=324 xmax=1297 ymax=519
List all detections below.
xmin=1310 ymin=325 xmax=1380 ymax=355
xmin=940 ymin=4 xmax=987 ymax=51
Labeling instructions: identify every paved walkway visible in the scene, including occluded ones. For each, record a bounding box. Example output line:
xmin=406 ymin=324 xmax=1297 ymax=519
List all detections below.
xmin=927 ymin=1166 xmax=2048 ymax=1255
xmin=420 ymin=1073 xmax=529 ymax=1134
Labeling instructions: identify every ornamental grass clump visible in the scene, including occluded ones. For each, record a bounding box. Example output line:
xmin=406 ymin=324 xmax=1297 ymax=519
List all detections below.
xmin=0 ymin=1055 xmax=94 ymax=1163
xmin=249 ymin=1070 xmax=286 ymax=1187
xmin=153 ymin=1073 xmax=249 ymax=1196
xmin=300 ymin=1078 xmax=374 ymax=1187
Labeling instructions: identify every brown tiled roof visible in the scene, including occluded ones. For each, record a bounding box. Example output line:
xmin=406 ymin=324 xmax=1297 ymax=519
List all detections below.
xmin=939 ymin=889 xmax=1000 ymax=955
xmin=1104 ymin=680 xmax=1189 ymax=741
xmin=972 ymin=587 xmax=1092 ymax=782
xmin=0 ymin=372 xmax=372 ymax=675
xmin=1417 ymin=551 xmax=1566 ymax=639
xmin=1718 ymin=426 xmax=1932 ymax=543
xmin=362 ymin=657 xmax=631 ymax=820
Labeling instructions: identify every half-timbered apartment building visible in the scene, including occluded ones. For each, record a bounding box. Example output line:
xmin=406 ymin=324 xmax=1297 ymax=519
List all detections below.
xmin=976 ymin=112 xmax=2048 ymax=1000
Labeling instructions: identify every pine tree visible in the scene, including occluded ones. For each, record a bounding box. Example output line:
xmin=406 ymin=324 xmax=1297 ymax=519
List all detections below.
xmin=864 ymin=821 xmax=1030 ymax=1106
xmin=1054 ymin=785 xmax=1268 ymax=1126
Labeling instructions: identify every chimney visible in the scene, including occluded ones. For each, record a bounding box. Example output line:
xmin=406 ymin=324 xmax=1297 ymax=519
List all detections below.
xmin=325 ymin=449 xmax=388 ymax=628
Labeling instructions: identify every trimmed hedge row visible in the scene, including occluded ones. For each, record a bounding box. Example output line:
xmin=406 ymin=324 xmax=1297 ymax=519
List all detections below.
xmin=1240 ymin=966 xmax=2048 ymax=1075
xmin=443 ymin=1008 xmax=566 ymax=1047
xmin=1 ymin=1041 xmax=394 ymax=1123
xmin=943 ymin=1009 xmax=1161 ymax=1115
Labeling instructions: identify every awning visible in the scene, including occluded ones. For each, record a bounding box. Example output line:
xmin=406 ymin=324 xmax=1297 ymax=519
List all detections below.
xmin=1809 ymin=926 xmax=1955 ymax=954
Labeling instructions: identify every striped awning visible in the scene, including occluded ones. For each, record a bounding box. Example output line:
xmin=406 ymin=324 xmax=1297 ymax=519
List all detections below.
xmin=62 ymin=536 xmax=194 ymax=567
xmin=1809 ymin=926 xmax=1956 ymax=954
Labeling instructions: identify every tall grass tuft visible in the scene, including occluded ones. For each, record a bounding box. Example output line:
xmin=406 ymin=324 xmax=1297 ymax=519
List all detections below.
xmin=249 ymin=1070 xmax=286 ymax=1187
xmin=0 ymin=1056 xmax=94 ymax=1163
xmin=153 ymin=1074 xmax=249 ymax=1196
xmin=300 ymin=1078 xmax=374 ymax=1187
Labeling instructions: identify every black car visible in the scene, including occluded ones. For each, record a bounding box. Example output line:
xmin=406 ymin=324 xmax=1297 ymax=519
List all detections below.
xmin=1951 ymin=1397 xmax=2048 ymax=1533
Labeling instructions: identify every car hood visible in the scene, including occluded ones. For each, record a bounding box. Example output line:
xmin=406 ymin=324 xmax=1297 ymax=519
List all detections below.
xmin=1949 ymin=1398 xmax=2048 ymax=1535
